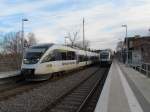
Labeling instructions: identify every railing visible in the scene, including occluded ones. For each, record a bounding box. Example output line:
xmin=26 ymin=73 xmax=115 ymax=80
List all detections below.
xmin=129 ymin=63 xmax=150 ymax=77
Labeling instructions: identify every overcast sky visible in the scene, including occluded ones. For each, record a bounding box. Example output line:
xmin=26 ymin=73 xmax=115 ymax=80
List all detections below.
xmin=0 ymin=0 xmax=150 ymax=50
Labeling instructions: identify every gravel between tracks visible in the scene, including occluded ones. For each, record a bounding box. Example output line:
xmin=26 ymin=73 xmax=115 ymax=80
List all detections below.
xmin=0 ymin=66 xmax=99 ymax=112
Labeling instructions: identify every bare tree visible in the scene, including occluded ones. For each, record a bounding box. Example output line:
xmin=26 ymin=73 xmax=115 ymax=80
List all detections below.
xmin=0 ymin=32 xmax=37 ymax=71
xmin=27 ymin=32 xmax=37 ymax=46
xmin=3 ymin=32 xmax=18 ymax=54
xmin=0 ymin=31 xmax=27 ymax=70
xmin=67 ymin=32 xmax=78 ymax=47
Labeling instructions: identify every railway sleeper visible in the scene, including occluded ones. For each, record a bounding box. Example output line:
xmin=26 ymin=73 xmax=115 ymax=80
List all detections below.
xmin=54 ymin=104 xmax=78 ymax=110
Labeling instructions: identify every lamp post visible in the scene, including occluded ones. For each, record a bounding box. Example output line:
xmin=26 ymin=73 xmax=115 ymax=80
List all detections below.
xmin=83 ymin=18 xmax=85 ymax=50
xmin=122 ymin=24 xmax=128 ymax=64
xmin=64 ymin=36 xmax=69 ymax=59
xmin=64 ymin=36 xmax=69 ymax=46
xmin=22 ymin=18 xmax=28 ymax=56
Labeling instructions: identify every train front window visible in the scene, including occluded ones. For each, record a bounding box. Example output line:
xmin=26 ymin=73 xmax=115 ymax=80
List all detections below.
xmin=100 ymin=53 xmax=109 ymax=59
xmin=24 ymin=48 xmax=47 ymax=64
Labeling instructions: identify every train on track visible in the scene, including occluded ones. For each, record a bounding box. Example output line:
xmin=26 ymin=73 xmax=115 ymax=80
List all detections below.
xmin=21 ymin=43 xmax=99 ymax=81
xmin=99 ymin=49 xmax=113 ymax=66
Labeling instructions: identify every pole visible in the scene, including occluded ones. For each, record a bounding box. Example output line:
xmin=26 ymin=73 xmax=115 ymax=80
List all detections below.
xmin=126 ymin=25 xmax=128 ymax=65
xmin=16 ymin=33 xmax=19 ymax=69
xmin=22 ymin=19 xmax=24 ymax=55
xmin=122 ymin=24 xmax=128 ymax=65
xmin=64 ymin=36 xmax=68 ymax=59
xmin=65 ymin=36 xmax=67 ymax=46
xmin=21 ymin=18 xmax=28 ymax=58
xmin=65 ymin=37 xmax=66 ymax=46
xmin=83 ymin=18 xmax=85 ymax=50
xmin=83 ymin=18 xmax=87 ymax=64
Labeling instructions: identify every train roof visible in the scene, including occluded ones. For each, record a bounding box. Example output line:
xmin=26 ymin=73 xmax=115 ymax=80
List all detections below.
xmin=31 ymin=43 xmax=54 ymax=49
xmin=30 ymin=43 xmax=98 ymax=56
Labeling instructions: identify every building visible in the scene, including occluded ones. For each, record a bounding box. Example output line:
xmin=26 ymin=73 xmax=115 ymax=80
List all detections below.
xmin=124 ymin=36 xmax=150 ymax=65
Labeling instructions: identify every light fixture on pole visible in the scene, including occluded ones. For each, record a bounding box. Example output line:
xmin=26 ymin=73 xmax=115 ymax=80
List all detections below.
xmin=122 ymin=24 xmax=128 ymax=64
xmin=122 ymin=25 xmax=127 ymax=38
xmin=22 ymin=18 xmax=28 ymax=56
xmin=83 ymin=18 xmax=85 ymax=50
xmin=64 ymin=36 xmax=69 ymax=59
xmin=64 ymin=36 xmax=69 ymax=46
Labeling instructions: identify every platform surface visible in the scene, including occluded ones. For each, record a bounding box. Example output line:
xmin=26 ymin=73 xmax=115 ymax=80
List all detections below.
xmin=94 ymin=61 xmax=150 ymax=112
xmin=0 ymin=71 xmax=20 ymax=79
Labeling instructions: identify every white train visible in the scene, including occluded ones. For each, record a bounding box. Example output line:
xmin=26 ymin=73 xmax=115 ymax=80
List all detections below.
xmin=21 ymin=43 xmax=99 ymax=81
xmin=99 ymin=49 xmax=113 ymax=66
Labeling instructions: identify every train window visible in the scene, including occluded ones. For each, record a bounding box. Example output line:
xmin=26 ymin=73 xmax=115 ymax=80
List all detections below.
xmin=61 ymin=52 xmax=67 ymax=60
xmin=60 ymin=51 xmax=76 ymax=60
xmin=53 ymin=50 xmax=62 ymax=60
xmin=67 ymin=51 xmax=76 ymax=60
xmin=83 ymin=56 xmax=85 ymax=61
xmin=41 ymin=53 xmax=55 ymax=63
xmin=67 ymin=51 xmax=71 ymax=60
xmin=83 ymin=55 xmax=88 ymax=61
xmin=78 ymin=55 xmax=81 ymax=62
xmin=72 ymin=52 xmax=76 ymax=60
xmin=78 ymin=55 xmax=86 ymax=62
xmin=100 ymin=53 xmax=109 ymax=59
xmin=50 ymin=49 xmax=76 ymax=61
xmin=41 ymin=49 xmax=63 ymax=62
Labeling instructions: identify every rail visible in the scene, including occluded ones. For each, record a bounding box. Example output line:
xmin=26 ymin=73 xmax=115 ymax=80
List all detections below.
xmin=76 ymin=68 xmax=108 ymax=112
xmin=41 ymin=68 xmax=108 ymax=112
xmin=129 ymin=63 xmax=150 ymax=77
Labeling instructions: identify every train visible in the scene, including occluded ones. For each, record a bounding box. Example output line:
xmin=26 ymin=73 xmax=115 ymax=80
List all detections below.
xmin=99 ymin=49 xmax=113 ymax=66
xmin=21 ymin=43 xmax=99 ymax=81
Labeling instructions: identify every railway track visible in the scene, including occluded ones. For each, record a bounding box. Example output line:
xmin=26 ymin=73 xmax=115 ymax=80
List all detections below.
xmin=0 ymin=66 xmax=98 ymax=102
xmin=77 ymin=68 xmax=108 ymax=112
xmin=41 ymin=67 xmax=109 ymax=112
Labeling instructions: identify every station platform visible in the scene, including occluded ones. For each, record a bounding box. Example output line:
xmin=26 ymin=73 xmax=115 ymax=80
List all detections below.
xmin=0 ymin=71 xmax=20 ymax=79
xmin=0 ymin=71 xmax=20 ymax=84
xmin=94 ymin=61 xmax=150 ymax=112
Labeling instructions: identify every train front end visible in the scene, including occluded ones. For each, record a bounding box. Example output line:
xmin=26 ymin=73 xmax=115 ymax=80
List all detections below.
xmin=99 ymin=51 xmax=112 ymax=66
xmin=21 ymin=44 xmax=53 ymax=81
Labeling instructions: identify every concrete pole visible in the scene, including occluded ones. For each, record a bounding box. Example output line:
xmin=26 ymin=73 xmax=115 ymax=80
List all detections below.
xmin=125 ymin=26 xmax=128 ymax=65
xmin=22 ymin=19 xmax=24 ymax=55
xmin=122 ymin=25 xmax=128 ymax=65
xmin=21 ymin=18 xmax=28 ymax=58
xmin=83 ymin=18 xmax=85 ymax=50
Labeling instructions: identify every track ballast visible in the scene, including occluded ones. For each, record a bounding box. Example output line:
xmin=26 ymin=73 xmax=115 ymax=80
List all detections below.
xmin=41 ymin=67 xmax=109 ymax=112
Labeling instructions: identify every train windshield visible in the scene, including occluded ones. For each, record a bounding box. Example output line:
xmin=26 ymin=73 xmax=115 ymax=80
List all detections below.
xmin=23 ymin=48 xmax=46 ymax=64
xmin=23 ymin=48 xmax=48 ymax=64
xmin=23 ymin=44 xmax=53 ymax=64
xmin=100 ymin=53 xmax=109 ymax=59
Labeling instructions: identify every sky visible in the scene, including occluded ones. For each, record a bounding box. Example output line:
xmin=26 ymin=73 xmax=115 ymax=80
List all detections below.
xmin=0 ymin=0 xmax=150 ymax=50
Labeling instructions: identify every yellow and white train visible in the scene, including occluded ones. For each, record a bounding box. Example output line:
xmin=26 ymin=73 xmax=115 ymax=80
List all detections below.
xmin=21 ymin=43 xmax=99 ymax=81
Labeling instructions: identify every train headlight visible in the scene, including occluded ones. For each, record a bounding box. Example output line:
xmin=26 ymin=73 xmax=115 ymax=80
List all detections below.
xmin=23 ymin=59 xmax=29 ymax=64
xmin=23 ymin=58 xmax=40 ymax=64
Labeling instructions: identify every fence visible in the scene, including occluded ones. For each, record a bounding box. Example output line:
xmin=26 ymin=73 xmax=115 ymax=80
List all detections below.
xmin=129 ymin=63 xmax=150 ymax=77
